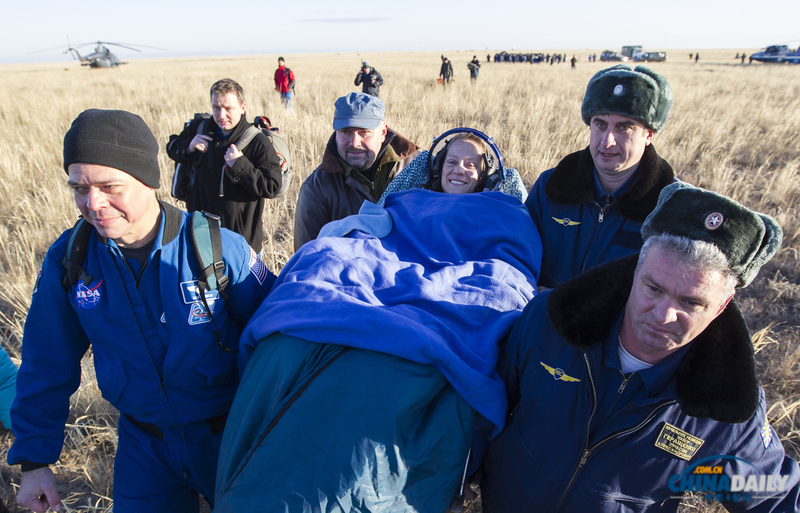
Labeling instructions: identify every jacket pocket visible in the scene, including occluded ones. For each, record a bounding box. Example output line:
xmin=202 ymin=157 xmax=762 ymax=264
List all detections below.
xmin=95 ymin=362 xmax=128 ymax=405
xmin=196 ymin=357 xmax=237 ymax=388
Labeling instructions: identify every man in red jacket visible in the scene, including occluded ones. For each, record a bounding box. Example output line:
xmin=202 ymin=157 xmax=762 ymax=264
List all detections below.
xmin=274 ymin=57 xmax=295 ymax=110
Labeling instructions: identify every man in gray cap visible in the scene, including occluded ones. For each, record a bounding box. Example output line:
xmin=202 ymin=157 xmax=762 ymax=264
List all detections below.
xmin=526 ymin=65 xmax=676 ymax=289
xmin=8 ymin=109 xmax=274 ymax=513
xmin=354 ymin=60 xmax=383 ymax=97
xmin=479 ymin=182 xmax=800 ymax=512
xmin=293 ymin=92 xmax=418 ymax=251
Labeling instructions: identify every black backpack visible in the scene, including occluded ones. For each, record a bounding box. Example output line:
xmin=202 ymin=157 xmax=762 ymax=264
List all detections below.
xmin=61 ymin=210 xmax=239 ymax=353
xmin=169 ymin=114 xmax=293 ymax=201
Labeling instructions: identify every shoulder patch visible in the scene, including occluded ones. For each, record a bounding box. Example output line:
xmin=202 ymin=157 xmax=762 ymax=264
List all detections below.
xmin=761 ymin=419 xmax=773 ymax=449
xmin=249 ymin=248 xmax=268 ymax=285
xmin=33 ymin=267 xmax=43 ymax=295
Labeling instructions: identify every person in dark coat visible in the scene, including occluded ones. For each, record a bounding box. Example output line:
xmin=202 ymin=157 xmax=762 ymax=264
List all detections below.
xmin=293 ymin=93 xmax=419 ymax=251
xmin=166 ymin=78 xmax=284 ymax=252
xmin=354 ymin=60 xmax=383 ymax=97
xmin=440 ymin=57 xmax=454 ymax=85
xmin=480 ymin=183 xmax=800 ymax=512
xmin=525 ymin=65 xmax=676 ymax=289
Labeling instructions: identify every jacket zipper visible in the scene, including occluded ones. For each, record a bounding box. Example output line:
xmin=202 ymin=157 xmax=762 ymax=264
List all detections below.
xmin=219 ymin=163 xmax=226 ymax=197
xmin=594 ymin=194 xmax=613 ymax=223
xmin=552 ymin=353 xmax=677 ymax=512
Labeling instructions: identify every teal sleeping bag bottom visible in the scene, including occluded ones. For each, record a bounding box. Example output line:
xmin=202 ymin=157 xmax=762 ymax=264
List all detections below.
xmin=214 ymin=333 xmax=475 ymax=513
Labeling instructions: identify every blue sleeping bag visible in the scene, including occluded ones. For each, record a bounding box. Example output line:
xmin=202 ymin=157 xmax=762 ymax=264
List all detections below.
xmin=215 ymin=189 xmax=542 ymax=512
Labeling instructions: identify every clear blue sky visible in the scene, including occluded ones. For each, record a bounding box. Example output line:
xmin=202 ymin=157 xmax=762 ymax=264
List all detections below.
xmin=4 ymin=0 xmax=799 ymax=64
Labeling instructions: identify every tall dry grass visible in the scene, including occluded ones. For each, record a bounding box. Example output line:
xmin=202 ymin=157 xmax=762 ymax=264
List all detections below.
xmin=0 ymin=49 xmax=798 ymax=512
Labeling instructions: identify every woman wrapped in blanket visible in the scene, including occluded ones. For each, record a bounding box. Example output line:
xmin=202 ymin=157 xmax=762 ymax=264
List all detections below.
xmin=213 ymin=129 xmax=542 ymax=513
xmin=378 ymin=127 xmax=528 ymax=204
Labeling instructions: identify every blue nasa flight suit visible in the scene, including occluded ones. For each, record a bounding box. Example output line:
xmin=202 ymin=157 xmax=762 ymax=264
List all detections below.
xmin=525 ymin=144 xmax=675 ymax=289
xmin=480 ymin=256 xmax=800 ymax=513
xmin=8 ymin=202 xmax=275 ymax=512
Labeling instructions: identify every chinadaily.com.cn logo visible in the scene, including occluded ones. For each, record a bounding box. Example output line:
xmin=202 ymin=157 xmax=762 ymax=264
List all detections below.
xmin=668 ymin=455 xmax=791 ymax=503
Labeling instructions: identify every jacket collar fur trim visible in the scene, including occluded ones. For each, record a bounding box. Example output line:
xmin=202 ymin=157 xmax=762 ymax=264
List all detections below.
xmin=547 ymin=254 xmax=759 ymax=423
xmin=544 ymin=144 xmax=675 ymax=223
xmin=319 ymin=129 xmax=419 ymax=175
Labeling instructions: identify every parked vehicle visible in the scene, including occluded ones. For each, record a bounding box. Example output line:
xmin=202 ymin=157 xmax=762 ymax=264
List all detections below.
xmin=635 ymin=51 xmax=668 ymax=62
xmin=600 ymin=50 xmax=626 ymax=62
xmin=621 ymin=45 xmax=643 ymax=59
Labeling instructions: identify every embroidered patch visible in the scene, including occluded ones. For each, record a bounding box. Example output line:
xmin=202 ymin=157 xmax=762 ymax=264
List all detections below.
xmin=655 ymin=423 xmax=704 ymax=461
xmin=249 ymin=248 xmax=268 ymax=285
xmin=160 ymin=312 xmax=167 ymax=324
xmin=613 ymin=84 xmax=624 ymax=96
xmin=74 ymin=279 xmax=103 ymax=310
xmin=705 ymin=213 xmax=724 ymax=230
xmin=188 ymin=301 xmax=214 ymax=325
xmin=180 ymin=280 xmax=219 ymax=304
xmin=540 ymin=362 xmax=581 ymax=382
xmin=761 ymin=419 xmax=773 ymax=449
xmin=33 ymin=267 xmax=43 ymax=295
xmin=552 ymin=216 xmax=581 ymax=227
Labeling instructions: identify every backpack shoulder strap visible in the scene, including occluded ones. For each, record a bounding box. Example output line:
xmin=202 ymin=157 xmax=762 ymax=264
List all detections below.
xmin=234 ymin=126 xmax=262 ymax=153
xmin=61 ymin=218 xmax=95 ymax=290
xmin=189 ymin=211 xmax=240 ymax=353
xmin=197 ymin=118 xmax=209 ymax=135
xmin=190 ymin=211 xmax=228 ymax=295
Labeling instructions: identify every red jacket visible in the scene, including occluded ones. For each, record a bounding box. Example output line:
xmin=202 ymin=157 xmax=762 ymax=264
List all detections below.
xmin=274 ymin=65 xmax=295 ymax=93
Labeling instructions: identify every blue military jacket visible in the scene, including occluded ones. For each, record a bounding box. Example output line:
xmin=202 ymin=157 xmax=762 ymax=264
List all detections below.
xmin=525 ymin=144 xmax=675 ymax=289
xmin=481 ymin=256 xmax=800 ymax=513
xmin=9 ymin=202 xmax=275 ymax=466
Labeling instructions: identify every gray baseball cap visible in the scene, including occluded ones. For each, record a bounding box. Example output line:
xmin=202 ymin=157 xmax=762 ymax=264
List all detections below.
xmin=332 ymin=92 xmax=385 ymax=130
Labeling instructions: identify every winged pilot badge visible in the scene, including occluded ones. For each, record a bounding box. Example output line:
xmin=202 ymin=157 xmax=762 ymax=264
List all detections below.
xmin=540 ymin=362 xmax=581 ymax=382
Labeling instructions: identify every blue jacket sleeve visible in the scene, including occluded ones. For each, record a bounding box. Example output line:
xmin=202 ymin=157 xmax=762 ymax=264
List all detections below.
xmin=524 ymin=169 xmax=550 ymax=241
xmin=8 ymin=235 xmax=90 ymax=466
xmin=221 ymin=230 xmax=275 ymax=328
xmin=0 ymin=347 xmax=18 ymax=430
xmin=721 ymin=389 xmax=800 ymax=512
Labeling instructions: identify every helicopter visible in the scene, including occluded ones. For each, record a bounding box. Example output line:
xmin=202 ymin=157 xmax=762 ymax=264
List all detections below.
xmin=749 ymin=40 xmax=800 ymax=64
xmin=34 ymin=40 xmax=166 ymax=68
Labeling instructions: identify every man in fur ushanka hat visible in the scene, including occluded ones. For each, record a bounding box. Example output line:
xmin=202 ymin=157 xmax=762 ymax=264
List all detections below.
xmin=526 ymin=64 xmax=676 ymax=289
xmin=479 ymin=182 xmax=800 ymax=512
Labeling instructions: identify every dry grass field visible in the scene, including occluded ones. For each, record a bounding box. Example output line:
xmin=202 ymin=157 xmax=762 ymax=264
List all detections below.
xmin=0 ymin=48 xmax=798 ymax=512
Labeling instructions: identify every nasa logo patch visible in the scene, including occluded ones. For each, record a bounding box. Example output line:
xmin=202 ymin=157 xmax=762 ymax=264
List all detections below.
xmin=613 ymin=84 xmax=624 ymax=96
xmin=74 ymin=279 xmax=104 ymax=309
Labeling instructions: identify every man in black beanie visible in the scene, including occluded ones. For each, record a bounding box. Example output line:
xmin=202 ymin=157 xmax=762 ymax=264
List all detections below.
xmin=8 ymin=109 xmax=275 ymax=513
xmin=526 ymin=65 xmax=676 ymax=289
xmin=479 ymin=182 xmax=800 ymax=512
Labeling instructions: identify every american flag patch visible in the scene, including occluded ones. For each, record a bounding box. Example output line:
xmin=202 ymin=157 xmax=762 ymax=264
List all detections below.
xmin=249 ymin=249 xmax=268 ymax=285
xmin=761 ymin=420 xmax=773 ymax=449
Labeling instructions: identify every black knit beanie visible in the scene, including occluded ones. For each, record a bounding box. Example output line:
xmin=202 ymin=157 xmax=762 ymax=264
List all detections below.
xmin=63 ymin=109 xmax=161 ymax=188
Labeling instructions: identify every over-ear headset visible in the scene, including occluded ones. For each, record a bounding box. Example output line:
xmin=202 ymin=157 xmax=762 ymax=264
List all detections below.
xmin=425 ymin=128 xmax=504 ymax=192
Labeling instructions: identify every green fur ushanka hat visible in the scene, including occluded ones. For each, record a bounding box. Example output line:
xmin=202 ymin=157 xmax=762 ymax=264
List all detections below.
xmin=581 ymin=65 xmax=672 ymax=132
xmin=641 ymin=182 xmax=783 ymax=288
